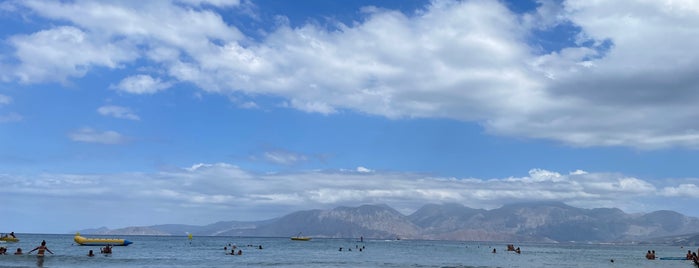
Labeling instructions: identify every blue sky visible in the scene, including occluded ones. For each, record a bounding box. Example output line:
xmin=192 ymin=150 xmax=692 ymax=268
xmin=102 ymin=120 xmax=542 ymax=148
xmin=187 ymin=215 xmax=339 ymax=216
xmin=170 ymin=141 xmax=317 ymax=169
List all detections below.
xmin=2 ymin=0 xmax=699 ymax=234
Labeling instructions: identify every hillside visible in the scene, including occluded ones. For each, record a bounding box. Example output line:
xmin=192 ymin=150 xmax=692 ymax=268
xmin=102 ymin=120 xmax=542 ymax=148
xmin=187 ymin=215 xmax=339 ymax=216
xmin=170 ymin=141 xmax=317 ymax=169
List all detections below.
xmin=78 ymin=202 xmax=699 ymax=243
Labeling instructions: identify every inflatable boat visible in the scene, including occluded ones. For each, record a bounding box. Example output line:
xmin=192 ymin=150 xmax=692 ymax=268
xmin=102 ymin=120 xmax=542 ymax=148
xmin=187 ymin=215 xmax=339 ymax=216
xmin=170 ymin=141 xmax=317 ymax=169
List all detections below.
xmin=74 ymin=233 xmax=133 ymax=246
xmin=0 ymin=236 xmax=19 ymax=242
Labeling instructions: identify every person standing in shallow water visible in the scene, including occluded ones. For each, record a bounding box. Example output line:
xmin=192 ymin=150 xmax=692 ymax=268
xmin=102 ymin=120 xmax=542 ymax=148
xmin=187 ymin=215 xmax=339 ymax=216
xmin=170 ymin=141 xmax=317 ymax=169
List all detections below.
xmin=28 ymin=240 xmax=53 ymax=256
xmin=28 ymin=241 xmax=53 ymax=268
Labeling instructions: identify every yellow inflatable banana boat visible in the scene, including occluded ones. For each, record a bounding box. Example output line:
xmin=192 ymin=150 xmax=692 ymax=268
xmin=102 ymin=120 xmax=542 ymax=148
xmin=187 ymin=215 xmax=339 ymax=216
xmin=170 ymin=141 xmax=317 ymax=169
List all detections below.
xmin=0 ymin=237 xmax=19 ymax=242
xmin=74 ymin=232 xmax=133 ymax=246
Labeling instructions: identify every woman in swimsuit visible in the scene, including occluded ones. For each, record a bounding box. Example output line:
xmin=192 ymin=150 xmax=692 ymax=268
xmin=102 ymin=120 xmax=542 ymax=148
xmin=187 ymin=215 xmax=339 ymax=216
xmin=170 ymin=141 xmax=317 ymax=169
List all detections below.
xmin=28 ymin=240 xmax=54 ymax=256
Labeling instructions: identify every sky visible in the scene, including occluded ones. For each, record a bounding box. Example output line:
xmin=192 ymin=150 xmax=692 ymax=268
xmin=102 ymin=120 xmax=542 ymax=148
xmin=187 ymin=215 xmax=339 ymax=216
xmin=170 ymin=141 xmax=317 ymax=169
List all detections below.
xmin=1 ymin=0 xmax=699 ymax=234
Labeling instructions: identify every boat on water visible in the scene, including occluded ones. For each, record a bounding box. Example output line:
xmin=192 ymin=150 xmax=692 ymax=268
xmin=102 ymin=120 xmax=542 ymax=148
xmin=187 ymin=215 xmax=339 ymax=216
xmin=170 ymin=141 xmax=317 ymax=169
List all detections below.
xmin=74 ymin=232 xmax=133 ymax=246
xmin=0 ymin=237 xmax=19 ymax=242
xmin=0 ymin=233 xmax=18 ymax=242
xmin=290 ymin=232 xmax=311 ymax=241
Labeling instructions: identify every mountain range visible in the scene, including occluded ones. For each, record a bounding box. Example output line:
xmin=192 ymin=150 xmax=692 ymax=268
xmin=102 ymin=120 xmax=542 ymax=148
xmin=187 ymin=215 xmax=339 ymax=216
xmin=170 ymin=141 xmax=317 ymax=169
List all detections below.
xmin=78 ymin=202 xmax=699 ymax=244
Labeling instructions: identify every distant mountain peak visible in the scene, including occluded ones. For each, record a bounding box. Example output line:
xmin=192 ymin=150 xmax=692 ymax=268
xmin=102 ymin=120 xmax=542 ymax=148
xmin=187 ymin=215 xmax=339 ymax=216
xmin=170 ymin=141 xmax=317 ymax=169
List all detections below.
xmin=77 ymin=202 xmax=699 ymax=243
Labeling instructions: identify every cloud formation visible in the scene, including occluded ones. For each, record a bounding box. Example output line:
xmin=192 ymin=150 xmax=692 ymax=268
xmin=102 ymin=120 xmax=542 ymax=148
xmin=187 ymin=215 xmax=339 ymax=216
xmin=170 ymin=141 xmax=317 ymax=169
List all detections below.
xmin=10 ymin=26 xmax=137 ymax=84
xmin=0 ymin=94 xmax=11 ymax=105
xmin=69 ymin=127 xmax=128 ymax=144
xmin=1 ymin=163 xmax=691 ymax=225
xmin=97 ymin=105 xmax=140 ymax=120
xmin=2 ymin=0 xmax=699 ymax=149
xmin=111 ymin=75 xmax=173 ymax=95
xmin=0 ymin=112 xmax=22 ymax=123
xmin=262 ymin=150 xmax=308 ymax=165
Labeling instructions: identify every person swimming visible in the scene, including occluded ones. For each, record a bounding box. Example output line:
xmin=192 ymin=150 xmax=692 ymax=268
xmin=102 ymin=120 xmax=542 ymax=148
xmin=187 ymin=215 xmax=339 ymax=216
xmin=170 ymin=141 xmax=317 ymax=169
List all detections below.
xmin=88 ymin=250 xmax=95 ymax=257
xmin=645 ymin=250 xmax=656 ymax=260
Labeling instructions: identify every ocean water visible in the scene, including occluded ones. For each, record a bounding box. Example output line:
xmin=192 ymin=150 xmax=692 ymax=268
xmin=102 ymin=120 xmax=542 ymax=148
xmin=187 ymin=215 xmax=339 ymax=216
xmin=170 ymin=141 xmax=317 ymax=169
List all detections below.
xmin=0 ymin=234 xmax=695 ymax=267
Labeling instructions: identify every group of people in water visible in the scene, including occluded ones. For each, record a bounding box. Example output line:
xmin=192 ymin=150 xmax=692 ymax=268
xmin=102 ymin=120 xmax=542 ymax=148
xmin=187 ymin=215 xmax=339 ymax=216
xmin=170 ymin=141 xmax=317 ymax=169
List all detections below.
xmin=0 ymin=240 xmax=53 ymax=256
xmin=223 ymin=243 xmax=263 ymax=255
xmin=645 ymin=249 xmax=657 ymax=260
xmin=491 ymin=244 xmax=521 ymax=254
xmin=0 ymin=237 xmax=111 ymax=259
xmin=685 ymin=249 xmax=699 ymax=266
xmin=86 ymin=244 xmax=112 ymax=257
xmin=9 ymin=235 xmax=699 ymax=267
xmin=0 ymin=247 xmax=22 ymax=255
xmin=644 ymin=248 xmax=699 ymax=265
xmin=686 ymin=249 xmax=699 ymax=261
xmin=338 ymin=244 xmax=366 ymax=252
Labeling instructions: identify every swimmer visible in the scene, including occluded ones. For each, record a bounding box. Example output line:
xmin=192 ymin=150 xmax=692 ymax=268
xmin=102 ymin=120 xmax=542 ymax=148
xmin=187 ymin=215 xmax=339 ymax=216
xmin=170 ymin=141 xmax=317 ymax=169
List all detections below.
xmin=14 ymin=248 xmax=22 ymax=255
xmin=88 ymin=250 xmax=94 ymax=257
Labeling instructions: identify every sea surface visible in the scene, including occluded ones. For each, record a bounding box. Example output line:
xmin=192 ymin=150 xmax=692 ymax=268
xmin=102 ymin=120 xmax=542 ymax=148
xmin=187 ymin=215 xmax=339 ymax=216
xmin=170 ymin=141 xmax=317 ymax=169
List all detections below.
xmin=0 ymin=233 xmax=696 ymax=267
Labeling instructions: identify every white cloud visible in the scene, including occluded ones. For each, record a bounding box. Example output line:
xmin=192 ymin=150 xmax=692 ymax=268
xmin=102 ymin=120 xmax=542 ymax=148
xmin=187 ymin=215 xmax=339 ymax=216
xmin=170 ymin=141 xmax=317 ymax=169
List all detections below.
xmin=10 ymin=26 xmax=137 ymax=83
xmin=0 ymin=94 xmax=11 ymax=105
xmin=286 ymin=99 xmax=337 ymax=115
xmin=522 ymin=0 xmax=566 ymax=30
xmin=356 ymin=166 xmax=373 ymax=173
xmin=176 ymin=0 xmax=240 ymax=8
xmin=6 ymin=0 xmax=242 ymax=84
xmin=69 ymin=127 xmax=128 ymax=144
xmin=263 ymin=151 xmax=308 ymax=165
xmin=3 ymin=163 xmax=698 ymax=232
xmin=112 ymin=75 xmax=172 ymax=95
xmin=517 ymin=0 xmax=699 ymax=148
xmin=660 ymin=184 xmax=699 ymax=198
xmin=237 ymin=101 xmax=259 ymax=109
xmin=6 ymin=0 xmax=699 ymax=148
xmin=0 ymin=112 xmax=22 ymax=123
xmin=97 ymin=105 xmax=140 ymax=120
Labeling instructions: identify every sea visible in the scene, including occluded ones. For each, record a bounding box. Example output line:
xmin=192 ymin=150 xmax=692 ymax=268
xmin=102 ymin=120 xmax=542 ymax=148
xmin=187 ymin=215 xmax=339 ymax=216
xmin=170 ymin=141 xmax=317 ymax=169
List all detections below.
xmin=0 ymin=233 xmax=696 ymax=267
